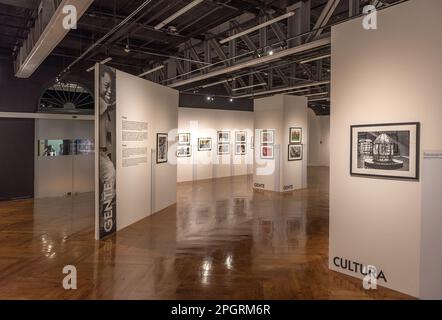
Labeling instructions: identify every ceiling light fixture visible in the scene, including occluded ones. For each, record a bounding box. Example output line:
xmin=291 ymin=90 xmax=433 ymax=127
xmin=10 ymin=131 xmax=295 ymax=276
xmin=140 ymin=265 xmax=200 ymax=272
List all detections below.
xmin=154 ymin=0 xmax=204 ymax=30
xmin=219 ymin=11 xmax=295 ymax=44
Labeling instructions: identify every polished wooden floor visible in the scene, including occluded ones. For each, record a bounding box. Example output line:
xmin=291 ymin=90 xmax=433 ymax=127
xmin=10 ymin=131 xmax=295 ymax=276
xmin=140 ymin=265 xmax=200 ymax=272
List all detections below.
xmin=0 ymin=167 xmax=412 ymax=299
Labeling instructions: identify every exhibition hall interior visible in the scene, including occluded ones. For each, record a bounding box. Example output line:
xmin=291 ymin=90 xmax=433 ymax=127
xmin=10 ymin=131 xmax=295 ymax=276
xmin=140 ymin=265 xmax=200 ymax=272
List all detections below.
xmin=0 ymin=0 xmax=441 ymax=301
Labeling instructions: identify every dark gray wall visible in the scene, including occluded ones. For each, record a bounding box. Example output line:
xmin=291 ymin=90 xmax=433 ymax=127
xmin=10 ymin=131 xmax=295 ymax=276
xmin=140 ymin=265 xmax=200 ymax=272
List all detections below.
xmin=0 ymin=118 xmax=35 ymax=200
xmin=0 ymin=56 xmax=92 ymax=200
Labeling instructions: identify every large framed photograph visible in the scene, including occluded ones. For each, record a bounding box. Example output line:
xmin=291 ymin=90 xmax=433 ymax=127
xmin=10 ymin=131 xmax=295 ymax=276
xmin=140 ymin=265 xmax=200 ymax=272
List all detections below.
xmin=288 ymin=144 xmax=303 ymax=161
xmin=218 ymin=143 xmax=230 ymax=155
xmin=177 ymin=145 xmax=191 ymax=157
xmin=156 ymin=133 xmax=168 ymax=164
xmin=350 ymin=122 xmax=420 ymax=180
xmin=198 ymin=138 xmax=212 ymax=151
xmin=289 ymin=127 xmax=302 ymax=144
xmin=235 ymin=143 xmax=246 ymax=155
xmin=261 ymin=145 xmax=274 ymax=159
xmin=178 ymin=133 xmax=191 ymax=145
xmin=235 ymin=131 xmax=246 ymax=144
xmin=261 ymin=129 xmax=275 ymax=144
xmin=218 ymin=131 xmax=230 ymax=144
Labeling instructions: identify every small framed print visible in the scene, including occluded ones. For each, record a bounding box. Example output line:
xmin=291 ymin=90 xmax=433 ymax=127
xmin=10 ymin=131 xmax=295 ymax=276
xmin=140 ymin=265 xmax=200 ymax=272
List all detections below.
xmin=177 ymin=145 xmax=191 ymax=157
xmin=261 ymin=129 xmax=275 ymax=144
xmin=235 ymin=131 xmax=247 ymax=144
xmin=156 ymin=133 xmax=168 ymax=164
xmin=218 ymin=131 xmax=230 ymax=144
xmin=251 ymin=136 xmax=254 ymax=149
xmin=198 ymin=138 xmax=212 ymax=151
xmin=218 ymin=144 xmax=230 ymax=155
xmin=235 ymin=143 xmax=246 ymax=155
xmin=178 ymin=133 xmax=190 ymax=145
xmin=350 ymin=122 xmax=420 ymax=180
xmin=288 ymin=144 xmax=303 ymax=161
xmin=289 ymin=127 xmax=302 ymax=144
xmin=261 ymin=145 xmax=274 ymax=159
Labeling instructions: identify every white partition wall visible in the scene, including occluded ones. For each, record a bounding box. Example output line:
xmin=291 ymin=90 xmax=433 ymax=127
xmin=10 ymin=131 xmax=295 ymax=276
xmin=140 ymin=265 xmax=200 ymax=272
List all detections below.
xmin=308 ymin=109 xmax=330 ymax=167
xmin=253 ymin=95 xmax=308 ymax=192
xmin=95 ymin=66 xmax=178 ymax=240
xmin=177 ymin=108 xmax=254 ymax=183
xmin=330 ymin=0 xmax=442 ymax=297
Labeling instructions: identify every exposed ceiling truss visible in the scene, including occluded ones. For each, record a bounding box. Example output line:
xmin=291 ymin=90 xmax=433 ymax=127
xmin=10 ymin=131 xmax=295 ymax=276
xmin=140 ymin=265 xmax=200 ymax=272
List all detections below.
xmin=0 ymin=0 xmax=409 ymax=114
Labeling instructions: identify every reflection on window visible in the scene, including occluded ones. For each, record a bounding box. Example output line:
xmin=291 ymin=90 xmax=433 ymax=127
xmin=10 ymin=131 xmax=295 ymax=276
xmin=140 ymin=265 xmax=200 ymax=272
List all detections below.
xmin=38 ymin=139 xmax=95 ymax=157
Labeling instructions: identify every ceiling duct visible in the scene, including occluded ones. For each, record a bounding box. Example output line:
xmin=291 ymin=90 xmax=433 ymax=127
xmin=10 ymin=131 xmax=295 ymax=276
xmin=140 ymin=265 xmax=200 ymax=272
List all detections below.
xmin=14 ymin=0 xmax=94 ymax=78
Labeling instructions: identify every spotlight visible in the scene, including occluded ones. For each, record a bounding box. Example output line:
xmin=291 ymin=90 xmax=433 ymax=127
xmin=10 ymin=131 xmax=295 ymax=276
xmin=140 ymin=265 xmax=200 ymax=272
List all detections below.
xmin=124 ymin=44 xmax=131 ymax=53
xmin=206 ymin=96 xmax=211 ymax=101
xmin=268 ymin=50 xmax=274 ymax=56
xmin=229 ymin=98 xmax=234 ymax=102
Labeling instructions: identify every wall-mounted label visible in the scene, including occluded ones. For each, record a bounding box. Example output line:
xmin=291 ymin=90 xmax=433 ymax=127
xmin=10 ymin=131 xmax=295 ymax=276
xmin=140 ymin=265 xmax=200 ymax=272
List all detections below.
xmin=254 ymin=183 xmax=265 ymax=189
xmin=424 ymin=151 xmax=442 ymax=160
xmin=283 ymin=185 xmax=293 ymax=191
xmin=332 ymin=256 xmax=387 ymax=282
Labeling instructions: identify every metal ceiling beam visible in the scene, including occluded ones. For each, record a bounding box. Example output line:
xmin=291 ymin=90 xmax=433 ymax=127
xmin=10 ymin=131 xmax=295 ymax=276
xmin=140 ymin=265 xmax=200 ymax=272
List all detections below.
xmin=235 ymin=80 xmax=330 ymax=98
xmin=308 ymin=0 xmax=341 ymax=40
xmin=168 ymin=38 xmax=330 ymax=88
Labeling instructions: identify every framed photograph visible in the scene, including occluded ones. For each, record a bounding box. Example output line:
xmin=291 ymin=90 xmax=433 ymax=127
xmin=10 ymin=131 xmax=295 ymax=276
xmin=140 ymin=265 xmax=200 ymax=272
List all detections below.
xmin=177 ymin=145 xmax=191 ymax=157
xmin=218 ymin=131 xmax=230 ymax=144
xmin=251 ymin=136 xmax=254 ymax=149
xmin=235 ymin=131 xmax=246 ymax=144
xmin=218 ymin=144 xmax=230 ymax=155
xmin=350 ymin=122 xmax=420 ymax=180
xmin=235 ymin=143 xmax=246 ymax=155
xmin=198 ymin=138 xmax=212 ymax=151
xmin=288 ymin=144 xmax=303 ymax=161
xmin=289 ymin=127 xmax=302 ymax=144
xmin=178 ymin=133 xmax=190 ymax=145
xmin=261 ymin=129 xmax=275 ymax=144
xmin=156 ymin=133 xmax=168 ymax=164
xmin=261 ymin=145 xmax=274 ymax=159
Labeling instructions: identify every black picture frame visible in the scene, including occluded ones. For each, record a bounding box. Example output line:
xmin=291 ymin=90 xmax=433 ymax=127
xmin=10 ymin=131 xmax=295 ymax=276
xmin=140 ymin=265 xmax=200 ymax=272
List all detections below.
xmin=178 ymin=133 xmax=191 ymax=145
xmin=198 ymin=138 xmax=212 ymax=151
xmin=261 ymin=145 xmax=274 ymax=160
xmin=218 ymin=131 xmax=230 ymax=144
xmin=289 ymin=127 xmax=302 ymax=144
xmin=176 ymin=145 xmax=192 ymax=157
xmin=350 ymin=122 xmax=420 ymax=180
xmin=156 ymin=133 xmax=168 ymax=164
xmin=288 ymin=144 xmax=303 ymax=161
xmin=218 ymin=143 xmax=230 ymax=155
xmin=235 ymin=143 xmax=246 ymax=155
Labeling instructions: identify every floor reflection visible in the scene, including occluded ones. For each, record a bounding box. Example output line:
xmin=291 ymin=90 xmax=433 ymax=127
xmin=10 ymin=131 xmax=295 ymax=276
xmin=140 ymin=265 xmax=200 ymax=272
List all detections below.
xmin=0 ymin=168 xmax=412 ymax=299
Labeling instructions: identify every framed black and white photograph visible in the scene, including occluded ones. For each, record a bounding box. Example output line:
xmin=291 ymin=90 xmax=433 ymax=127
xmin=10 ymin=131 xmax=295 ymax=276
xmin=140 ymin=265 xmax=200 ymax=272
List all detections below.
xmin=218 ymin=131 xmax=230 ymax=144
xmin=156 ymin=133 xmax=168 ymax=164
xmin=178 ymin=133 xmax=191 ymax=145
xmin=235 ymin=131 xmax=246 ymax=144
xmin=235 ymin=143 xmax=246 ymax=155
xmin=261 ymin=145 xmax=274 ymax=159
xmin=218 ymin=144 xmax=230 ymax=155
xmin=350 ymin=122 xmax=420 ymax=180
xmin=289 ymin=127 xmax=302 ymax=144
xmin=177 ymin=145 xmax=191 ymax=157
xmin=261 ymin=129 xmax=275 ymax=144
xmin=198 ymin=138 xmax=212 ymax=151
xmin=288 ymin=144 xmax=303 ymax=161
